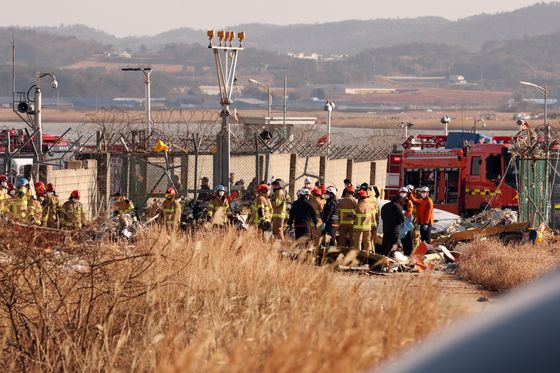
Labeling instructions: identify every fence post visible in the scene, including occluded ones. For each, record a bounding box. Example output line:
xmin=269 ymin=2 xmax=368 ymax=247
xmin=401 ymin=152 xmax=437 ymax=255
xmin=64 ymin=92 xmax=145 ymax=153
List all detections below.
xmin=289 ymin=153 xmax=297 ymax=201
xmin=319 ymin=156 xmax=326 ymax=182
xmin=181 ymin=155 xmax=188 ymax=198
xmin=370 ymin=161 xmax=377 ymax=186
xmin=97 ymin=153 xmax=111 ymax=212
xmin=346 ymin=159 xmax=353 ymax=181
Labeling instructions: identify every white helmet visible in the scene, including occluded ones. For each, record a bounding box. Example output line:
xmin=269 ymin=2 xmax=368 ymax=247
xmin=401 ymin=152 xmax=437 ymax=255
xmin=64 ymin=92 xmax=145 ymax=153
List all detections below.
xmin=326 ymin=186 xmax=337 ymax=196
xmin=304 ymin=176 xmax=312 ymax=184
xmin=420 ymin=186 xmax=430 ymax=193
xmin=297 ymin=188 xmax=311 ymax=197
xmin=399 ymin=187 xmax=409 ymax=193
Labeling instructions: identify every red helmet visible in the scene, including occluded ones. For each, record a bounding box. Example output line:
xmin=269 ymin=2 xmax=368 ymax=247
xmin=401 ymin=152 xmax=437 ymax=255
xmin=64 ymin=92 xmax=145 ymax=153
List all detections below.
xmin=345 ymin=185 xmax=355 ymax=194
xmin=166 ymin=187 xmax=176 ymax=197
xmin=70 ymin=190 xmax=80 ymax=199
xmin=0 ymin=175 xmax=7 ymax=182
xmin=46 ymin=183 xmax=55 ymax=192
xmin=312 ymin=188 xmax=323 ymax=196
xmin=35 ymin=182 xmax=46 ymax=196
xmin=358 ymin=190 xmax=368 ymax=199
xmin=256 ymin=184 xmax=269 ymax=193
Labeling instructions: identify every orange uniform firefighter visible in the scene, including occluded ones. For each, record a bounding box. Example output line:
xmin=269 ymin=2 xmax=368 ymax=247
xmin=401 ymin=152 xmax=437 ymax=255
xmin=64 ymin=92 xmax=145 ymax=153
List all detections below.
xmin=251 ymin=184 xmax=272 ymax=231
xmin=337 ymin=185 xmax=357 ymax=250
xmin=409 ymin=186 xmax=434 ymax=244
xmin=60 ymin=190 xmax=88 ymax=229
xmin=353 ymin=190 xmax=375 ymax=252
xmin=42 ymin=183 xmax=61 ymax=228
xmin=207 ymin=185 xmax=232 ymax=226
xmin=310 ymin=188 xmax=325 ymax=247
xmin=271 ymin=179 xmax=288 ymax=239
xmin=161 ymin=187 xmax=182 ymax=231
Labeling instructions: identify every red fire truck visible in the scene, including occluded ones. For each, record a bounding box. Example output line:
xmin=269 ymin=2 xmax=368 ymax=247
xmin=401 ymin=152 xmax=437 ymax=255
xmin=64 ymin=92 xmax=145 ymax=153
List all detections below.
xmin=385 ymin=132 xmax=519 ymax=216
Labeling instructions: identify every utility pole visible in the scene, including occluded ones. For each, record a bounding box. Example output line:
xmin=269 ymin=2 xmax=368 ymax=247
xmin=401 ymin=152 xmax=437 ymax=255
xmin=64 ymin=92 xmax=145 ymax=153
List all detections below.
xmin=34 ymin=72 xmax=58 ymax=159
xmin=208 ymin=30 xmax=244 ymax=191
xmin=283 ymin=76 xmax=287 ymax=138
xmin=324 ymin=100 xmax=335 ymax=159
xmin=122 ymin=67 xmax=153 ymax=135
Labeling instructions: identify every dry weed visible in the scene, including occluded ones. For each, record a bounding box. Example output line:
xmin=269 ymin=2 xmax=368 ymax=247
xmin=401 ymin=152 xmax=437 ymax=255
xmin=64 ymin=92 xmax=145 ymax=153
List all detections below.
xmin=458 ymin=239 xmax=560 ymax=292
xmin=0 ymin=224 xmax=459 ymax=372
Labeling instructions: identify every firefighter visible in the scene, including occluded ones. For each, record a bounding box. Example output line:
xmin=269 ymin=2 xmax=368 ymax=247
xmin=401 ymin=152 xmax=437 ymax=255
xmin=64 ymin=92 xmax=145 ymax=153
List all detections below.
xmin=353 ymin=190 xmax=374 ymax=252
xmin=410 ymin=186 xmax=434 ymax=244
xmin=303 ymin=177 xmax=313 ymax=191
xmin=0 ymin=175 xmax=10 ymax=217
xmin=310 ymin=187 xmax=325 ymax=247
xmin=399 ymin=187 xmax=415 ymax=256
xmin=161 ymin=187 xmax=182 ymax=231
xmin=287 ymin=188 xmax=317 ymax=240
xmin=112 ymin=192 xmax=135 ymax=217
xmin=380 ymin=195 xmax=405 ymax=256
xmin=251 ymin=184 xmax=272 ymax=231
xmin=321 ymin=186 xmax=339 ymax=247
xmin=28 ymin=182 xmax=45 ymax=226
xmin=42 ymin=183 xmax=61 ymax=228
xmin=60 ymin=190 xmax=88 ymax=229
xmin=271 ymin=179 xmax=288 ymax=239
xmin=359 ymin=182 xmax=379 ymax=247
xmin=9 ymin=177 xmax=29 ymax=221
xmin=207 ymin=185 xmax=231 ymax=227
xmin=338 ymin=185 xmax=356 ymax=250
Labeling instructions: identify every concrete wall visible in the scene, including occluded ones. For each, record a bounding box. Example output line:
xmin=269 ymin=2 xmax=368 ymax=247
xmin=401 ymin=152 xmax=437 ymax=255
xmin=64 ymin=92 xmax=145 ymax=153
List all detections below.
xmin=269 ymin=153 xmax=291 ymax=183
xmin=353 ymin=161 xmax=371 ymax=188
xmin=44 ymin=159 xmax=98 ymax=219
xmin=373 ymin=159 xmax=387 ymax=197
xmin=324 ymin=158 xmax=348 ymax=192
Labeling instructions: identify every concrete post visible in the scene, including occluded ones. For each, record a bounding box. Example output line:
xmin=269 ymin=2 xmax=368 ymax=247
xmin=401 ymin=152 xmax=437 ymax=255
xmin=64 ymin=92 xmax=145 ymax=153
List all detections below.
xmin=289 ymin=153 xmax=297 ymax=201
xmin=346 ymin=159 xmax=353 ymax=181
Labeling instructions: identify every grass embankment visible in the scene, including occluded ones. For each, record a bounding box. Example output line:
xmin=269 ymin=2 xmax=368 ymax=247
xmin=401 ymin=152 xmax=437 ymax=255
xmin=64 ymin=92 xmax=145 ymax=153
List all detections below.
xmin=458 ymin=239 xmax=560 ymax=292
xmin=0 ymin=225 xmax=460 ymax=372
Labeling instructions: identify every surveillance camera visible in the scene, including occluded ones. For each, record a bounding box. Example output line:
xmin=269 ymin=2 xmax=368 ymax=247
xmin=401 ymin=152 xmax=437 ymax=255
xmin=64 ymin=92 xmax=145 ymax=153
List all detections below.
xmin=516 ymin=119 xmax=524 ymax=126
xmin=51 ymin=80 xmax=59 ymax=89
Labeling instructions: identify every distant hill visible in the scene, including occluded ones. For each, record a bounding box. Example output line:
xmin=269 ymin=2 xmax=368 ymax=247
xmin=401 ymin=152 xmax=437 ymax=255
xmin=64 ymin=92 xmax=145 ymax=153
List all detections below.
xmin=22 ymin=2 xmax=560 ymax=55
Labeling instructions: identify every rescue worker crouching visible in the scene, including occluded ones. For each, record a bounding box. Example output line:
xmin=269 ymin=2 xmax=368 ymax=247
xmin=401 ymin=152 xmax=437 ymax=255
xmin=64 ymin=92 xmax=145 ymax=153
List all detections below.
xmin=337 ymin=185 xmax=356 ymax=250
xmin=112 ymin=192 xmax=135 ymax=218
xmin=353 ymin=190 xmax=375 ymax=252
xmin=60 ymin=190 xmax=88 ymax=229
xmin=287 ymin=188 xmax=317 ymax=240
xmin=321 ymin=186 xmax=339 ymax=247
xmin=271 ymin=179 xmax=288 ymax=239
xmin=0 ymin=175 xmax=11 ymax=218
xmin=42 ymin=183 xmax=61 ymax=228
xmin=161 ymin=187 xmax=182 ymax=231
xmin=207 ymin=185 xmax=232 ymax=227
xmin=251 ymin=184 xmax=272 ymax=231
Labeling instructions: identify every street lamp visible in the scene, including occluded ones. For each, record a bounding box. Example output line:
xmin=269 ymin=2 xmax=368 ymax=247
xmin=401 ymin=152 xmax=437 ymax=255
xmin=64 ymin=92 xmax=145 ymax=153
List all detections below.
xmin=122 ymin=67 xmax=153 ymax=135
xmin=440 ymin=115 xmax=451 ymax=135
xmin=248 ymin=78 xmax=272 ymax=118
xmin=35 ymin=72 xmax=59 ymax=158
xmin=472 ymin=119 xmax=486 ymax=134
xmin=520 ymin=81 xmax=549 ymax=143
xmin=324 ymin=100 xmax=335 ymax=158
xmin=398 ymin=121 xmax=415 ymax=138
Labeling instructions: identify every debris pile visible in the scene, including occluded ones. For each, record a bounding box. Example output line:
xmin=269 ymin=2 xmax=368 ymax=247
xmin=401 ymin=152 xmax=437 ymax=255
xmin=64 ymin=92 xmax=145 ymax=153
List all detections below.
xmin=444 ymin=209 xmax=518 ymax=234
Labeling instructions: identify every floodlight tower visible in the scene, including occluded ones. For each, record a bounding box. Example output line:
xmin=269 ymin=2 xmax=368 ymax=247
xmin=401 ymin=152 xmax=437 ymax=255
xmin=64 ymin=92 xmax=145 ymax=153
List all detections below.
xmin=121 ymin=67 xmax=153 ymax=134
xmin=207 ymin=30 xmax=245 ymax=191
xmin=34 ymin=72 xmax=59 ymax=158
xmin=324 ymin=100 xmax=335 ymax=158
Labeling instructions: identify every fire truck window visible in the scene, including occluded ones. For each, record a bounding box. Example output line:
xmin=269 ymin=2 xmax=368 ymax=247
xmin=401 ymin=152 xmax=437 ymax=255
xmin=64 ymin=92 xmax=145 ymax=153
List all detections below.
xmin=404 ymin=171 xmax=420 ymax=188
xmin=446 ymin=170 xmax=459 ymax=204
xmin=486 ymin=154 xmax=502 ymax=181
xmin=471 ymin=156 xmax=481 ymax=176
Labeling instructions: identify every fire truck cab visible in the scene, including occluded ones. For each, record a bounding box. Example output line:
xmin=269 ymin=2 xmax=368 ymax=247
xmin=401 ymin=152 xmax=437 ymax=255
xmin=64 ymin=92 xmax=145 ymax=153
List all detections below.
xmin=386 ymin=132 xmax=518 ymax=216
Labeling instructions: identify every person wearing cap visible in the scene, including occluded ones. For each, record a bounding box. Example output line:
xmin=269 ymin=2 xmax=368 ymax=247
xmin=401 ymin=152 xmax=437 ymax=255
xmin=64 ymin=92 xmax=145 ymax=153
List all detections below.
xmin=287 ymin=188 xmax=317 ymax=240
xmin=207 ymin=185 xmax=232 ymax=227
xmin=271 ymin=179 xmax=288 ymax=239
xmin=353 ymin=190 xmax=375 ymax=252
xmin=321 ymin=186 xmax=339 ymax=247
xmin=409 ymin=186 xmax=434 ymax=244
xmin=42 ymin=183 xmax=61 ymax=228
xmin=251 ymin=184 xmax=272 ymax=230
xmin=380 ymin=194 xmax=405 ymax=256
xmin=399 ymin=187 xmax=415 ymax=255
xmin=338 ymin=184 xmax=357 ymax=250
xmin=310 ymin=187 xmax=325 ymax=247
xmin=60 ymin=190 xmax=88 ymax=229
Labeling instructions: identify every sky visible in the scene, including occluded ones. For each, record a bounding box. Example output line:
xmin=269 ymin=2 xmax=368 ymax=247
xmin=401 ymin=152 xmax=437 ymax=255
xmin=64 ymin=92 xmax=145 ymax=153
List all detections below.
xmin=0 ymin=0 xmax=551 ymax=37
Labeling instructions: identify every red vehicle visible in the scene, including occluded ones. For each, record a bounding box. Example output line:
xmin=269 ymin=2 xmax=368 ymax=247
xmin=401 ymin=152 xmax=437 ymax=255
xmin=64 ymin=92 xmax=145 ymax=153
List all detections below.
xmin=385 ymin=133 xmax=519 ymax=216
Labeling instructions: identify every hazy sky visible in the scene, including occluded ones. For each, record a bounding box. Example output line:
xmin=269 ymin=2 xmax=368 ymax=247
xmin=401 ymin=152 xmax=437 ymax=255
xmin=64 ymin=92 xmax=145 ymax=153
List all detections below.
xmin=0 ymin=0 xmax=551 ymax=37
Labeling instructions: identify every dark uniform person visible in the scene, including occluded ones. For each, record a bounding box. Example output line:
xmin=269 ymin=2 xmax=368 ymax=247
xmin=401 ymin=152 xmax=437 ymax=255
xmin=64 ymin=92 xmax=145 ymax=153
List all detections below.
xmin=380 ymin=195 xmax=405 ymax=256
xmin=287 ymin=188 xmax=317 ymax=240
xmin=321 ymin=186 xmax=339 ymax=247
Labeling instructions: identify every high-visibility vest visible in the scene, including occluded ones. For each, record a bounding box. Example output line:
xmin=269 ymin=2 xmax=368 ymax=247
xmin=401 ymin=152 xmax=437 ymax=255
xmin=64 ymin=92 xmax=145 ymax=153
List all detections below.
xmin=353 ymin=200 xmax=373 ymax=231
xmin=28 ymin=199 xmax=43 ymax=226
xmin=161 ymin=199 xmax=180 ymax=224
xmin=10 ymin=195 xmax=27 ymax=220
xmin=60 ymin=201 xmax=86 ymax=229
xmin=42 ymin=193 xmax=60 ymax=224
xmin=251 ymin=195 xmax=272 ymax=225
xmin=338 ymin=197 xmax=356 ymax=226
xmin=272 ymin=189 xmax=287 ymax=219
xmin=0 ymin=188 xmax=10 ymax=215
xmin=207 ymin=196 xmax=231 ymax=225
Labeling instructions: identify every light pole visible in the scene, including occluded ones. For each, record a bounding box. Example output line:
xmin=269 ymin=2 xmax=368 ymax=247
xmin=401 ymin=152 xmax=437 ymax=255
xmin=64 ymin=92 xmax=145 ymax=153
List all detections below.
xmin=34 ymin=72 xmax=58 ymax=158
xmin=440 ymin=115 xmax=451 ymax=135
xmin=472 ymin=119 xmax=486 ymax=134
xmin=122 ymin=67 xmax=153 ymax=135
xmin=208 ymin=30 xmax=245 ymax=191
xmin=398 ymin=121 xmax=415 ymax=138
xmin=248 ymin=78 xmax=271 ymax=118
xmin=324 ymin=100 xmax=335 ymax=158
